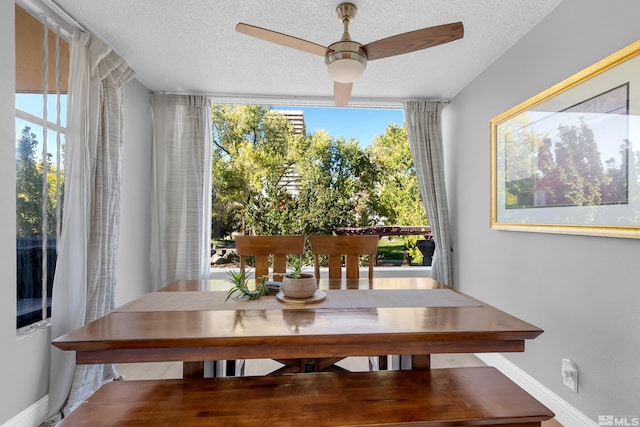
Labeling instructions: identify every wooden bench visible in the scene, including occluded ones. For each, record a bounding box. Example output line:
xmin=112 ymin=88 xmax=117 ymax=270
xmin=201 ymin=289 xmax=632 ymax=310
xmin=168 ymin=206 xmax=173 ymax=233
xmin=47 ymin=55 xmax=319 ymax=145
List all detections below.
xmin=58 ymin=367 xmax=554 ymax=426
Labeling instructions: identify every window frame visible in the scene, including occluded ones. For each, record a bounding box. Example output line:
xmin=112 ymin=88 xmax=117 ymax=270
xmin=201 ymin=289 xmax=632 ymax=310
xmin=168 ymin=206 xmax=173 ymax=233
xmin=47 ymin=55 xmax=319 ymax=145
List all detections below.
xmin=15 ymin=3 xmax=69 ymax=333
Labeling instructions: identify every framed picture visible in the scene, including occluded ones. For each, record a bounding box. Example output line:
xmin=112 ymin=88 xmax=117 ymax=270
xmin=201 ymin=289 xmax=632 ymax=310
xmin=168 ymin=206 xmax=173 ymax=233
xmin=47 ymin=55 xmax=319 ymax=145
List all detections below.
xmin=490 ymin=40 xmax=640 ymax=239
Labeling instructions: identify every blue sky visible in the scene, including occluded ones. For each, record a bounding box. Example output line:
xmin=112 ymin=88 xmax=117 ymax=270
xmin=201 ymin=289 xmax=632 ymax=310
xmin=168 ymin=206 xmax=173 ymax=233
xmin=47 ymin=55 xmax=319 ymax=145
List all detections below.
xmin=274 ymin=106 xmax=405 ymax=147
xmin=15 ymin=94 xmax=67 ymax=166
xmin=16 ymin=94 xmax=405 ymax=160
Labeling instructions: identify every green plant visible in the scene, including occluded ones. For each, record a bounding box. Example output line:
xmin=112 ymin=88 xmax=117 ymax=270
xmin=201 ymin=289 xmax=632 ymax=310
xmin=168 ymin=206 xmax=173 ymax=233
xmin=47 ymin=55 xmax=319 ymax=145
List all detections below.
xmin=285 ymin=256 xmax=305 ymax=278
xmin=225 ymin=270 xmax=269 ymax=301
xmin=404 ymin=235 xmax=423 ymax=264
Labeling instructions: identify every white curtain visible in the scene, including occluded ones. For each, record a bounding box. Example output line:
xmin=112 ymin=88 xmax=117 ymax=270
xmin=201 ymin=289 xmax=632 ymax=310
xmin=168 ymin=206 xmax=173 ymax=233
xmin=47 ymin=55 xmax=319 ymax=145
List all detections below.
xmin=43 ymin=31 xmax=134 ymax=424
xmin=150 ymin=94 xmax=212 ymax=290
xmin=404 ymin=100 xmax=453 ymax=286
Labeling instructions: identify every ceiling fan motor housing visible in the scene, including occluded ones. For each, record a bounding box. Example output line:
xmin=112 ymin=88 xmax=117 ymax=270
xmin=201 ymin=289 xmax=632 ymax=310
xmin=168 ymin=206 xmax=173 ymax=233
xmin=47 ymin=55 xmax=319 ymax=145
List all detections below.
xmin=325 ymin=40 xmax=367 ymax=83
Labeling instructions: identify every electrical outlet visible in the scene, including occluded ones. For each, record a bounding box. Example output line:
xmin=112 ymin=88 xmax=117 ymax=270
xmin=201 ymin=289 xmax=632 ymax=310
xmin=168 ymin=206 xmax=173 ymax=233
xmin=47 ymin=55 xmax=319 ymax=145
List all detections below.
xmin=562 ymin=359 xmax=578 ymax=392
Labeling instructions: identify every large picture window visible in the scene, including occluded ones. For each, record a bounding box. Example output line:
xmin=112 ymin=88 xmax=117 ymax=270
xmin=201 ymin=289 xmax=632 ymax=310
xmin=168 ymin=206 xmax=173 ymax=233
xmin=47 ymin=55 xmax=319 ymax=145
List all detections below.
xmin=15 ymin=4 xmax=68 ymax=331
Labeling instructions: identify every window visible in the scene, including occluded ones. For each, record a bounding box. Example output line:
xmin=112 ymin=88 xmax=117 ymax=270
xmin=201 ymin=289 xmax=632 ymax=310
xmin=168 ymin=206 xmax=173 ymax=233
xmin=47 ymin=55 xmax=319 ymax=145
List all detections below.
xmin=209 ymin=104 xmax=431 ymax=268
xmin=15 ymin=4 xmax=68 ymax=331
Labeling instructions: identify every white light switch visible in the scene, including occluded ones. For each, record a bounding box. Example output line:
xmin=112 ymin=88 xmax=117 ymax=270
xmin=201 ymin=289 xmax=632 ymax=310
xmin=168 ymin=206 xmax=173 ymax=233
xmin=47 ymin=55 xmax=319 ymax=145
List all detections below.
xmin=562 ymin=358 xmax=578 ymax=392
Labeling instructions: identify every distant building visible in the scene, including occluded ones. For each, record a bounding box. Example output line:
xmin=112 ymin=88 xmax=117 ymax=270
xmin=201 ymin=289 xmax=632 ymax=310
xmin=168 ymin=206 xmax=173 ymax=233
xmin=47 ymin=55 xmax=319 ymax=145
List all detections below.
xmin=274 ymin=109 xmax=305 ymax=135
xmin=273 ymin=109 xmax=305 ymax=195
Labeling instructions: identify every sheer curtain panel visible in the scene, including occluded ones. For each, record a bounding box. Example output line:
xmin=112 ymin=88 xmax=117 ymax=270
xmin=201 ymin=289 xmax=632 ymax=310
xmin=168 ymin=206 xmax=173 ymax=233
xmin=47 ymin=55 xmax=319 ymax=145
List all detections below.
xmin=43 ymin=31 xmax=134 ymax=424
xmin=404 ymin=100 xmax=454 ymax=286
xmin=150 ymin=94 xmax=213 ymax=290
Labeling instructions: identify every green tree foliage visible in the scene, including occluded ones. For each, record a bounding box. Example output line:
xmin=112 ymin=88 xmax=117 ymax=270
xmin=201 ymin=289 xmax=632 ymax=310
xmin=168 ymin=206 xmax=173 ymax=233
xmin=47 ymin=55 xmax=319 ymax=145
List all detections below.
xmin=500 ymin=114 xmax=546 ymax=208
xmin=16 ymin=127 xmax=42 ymax=237
xmin=16 ymin=126 xmax=62 ymax=238
xmin=550 ymin=122 xmax=605 ymax=206
xmin=626 ymin=142 xmax=640 ymax=223
xmin=503 ymin=116 xmax=627 ymax=209
xmin=367 ymin=124 xmax=428 ymax=262
xmin=211 ymin=105 xmax=297 ymax=237
xmin=367 ymin=124 xmax=427 ymax=226
xmin=211 ymin=105 xmax=379 ymax=238
xmin=535 ymin=120 xmax=629 ymax=208
xmin=290 ymin=130 xmax=378 ymax=235
xmin=601 ymin=141 xmax=630 ymax=205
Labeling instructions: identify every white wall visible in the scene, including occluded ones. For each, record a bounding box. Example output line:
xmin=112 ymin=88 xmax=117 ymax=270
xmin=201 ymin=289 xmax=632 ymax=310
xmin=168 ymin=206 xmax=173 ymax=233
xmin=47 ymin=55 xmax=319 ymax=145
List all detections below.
xmin=446 ymin=0 xmax=640 ymax=420
xmin=0 ymin=3 xmax=153 ymax=421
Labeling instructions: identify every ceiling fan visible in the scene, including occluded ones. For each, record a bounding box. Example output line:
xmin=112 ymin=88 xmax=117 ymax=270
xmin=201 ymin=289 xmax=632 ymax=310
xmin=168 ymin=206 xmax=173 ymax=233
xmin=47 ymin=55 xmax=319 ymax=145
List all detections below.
xmin=236 ymin=3 xmax=463 ymax=107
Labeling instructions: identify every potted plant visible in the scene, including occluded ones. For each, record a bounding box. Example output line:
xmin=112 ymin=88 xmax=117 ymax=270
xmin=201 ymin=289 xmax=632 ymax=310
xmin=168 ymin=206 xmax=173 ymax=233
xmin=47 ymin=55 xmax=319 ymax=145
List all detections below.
xmin=280 ymin=256 xmax=316 ymax=299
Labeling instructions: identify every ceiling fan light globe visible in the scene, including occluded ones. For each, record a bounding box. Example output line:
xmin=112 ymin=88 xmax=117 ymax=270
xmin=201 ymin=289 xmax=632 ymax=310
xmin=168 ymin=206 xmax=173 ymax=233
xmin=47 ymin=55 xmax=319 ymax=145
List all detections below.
xmin=325 ymin=50 xmax=367 ymax=83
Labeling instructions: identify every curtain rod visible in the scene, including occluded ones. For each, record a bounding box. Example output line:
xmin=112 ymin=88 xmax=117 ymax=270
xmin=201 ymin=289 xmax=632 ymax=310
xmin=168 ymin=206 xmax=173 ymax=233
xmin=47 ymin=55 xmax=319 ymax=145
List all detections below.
xmin=17 ymin=0 xmax=85 ymax=37
xmin=154 ymin=92 xmax=449 ymax=109
xmin=41 ymin=0 xmax=85 ymax=31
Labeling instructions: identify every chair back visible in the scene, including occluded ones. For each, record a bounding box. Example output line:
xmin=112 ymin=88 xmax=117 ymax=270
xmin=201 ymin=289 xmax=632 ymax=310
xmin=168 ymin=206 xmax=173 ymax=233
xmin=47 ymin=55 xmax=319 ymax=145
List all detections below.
xmin=309 ymin=235 xmax=379 ymax=281
xmin=234 ymin=235 xmax=305 ymax=281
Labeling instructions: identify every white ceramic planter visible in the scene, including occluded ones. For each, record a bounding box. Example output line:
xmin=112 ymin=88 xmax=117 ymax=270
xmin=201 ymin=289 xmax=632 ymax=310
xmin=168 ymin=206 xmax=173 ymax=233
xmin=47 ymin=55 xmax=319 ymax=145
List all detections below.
xmin=281 ymin=274 xmax=316 ymax=299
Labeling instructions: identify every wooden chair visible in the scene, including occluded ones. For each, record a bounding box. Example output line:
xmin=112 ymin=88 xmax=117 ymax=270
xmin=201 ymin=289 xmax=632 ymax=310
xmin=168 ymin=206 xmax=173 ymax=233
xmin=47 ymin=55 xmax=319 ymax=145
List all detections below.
xmin=231 ymin=235 xmax=306 ymax=376
xmin=309 ymin=235 xmax=384 ymax=371
xmin=234 ymin=235 xmax=306 ymax=282
xmin=309 ymin=235 xmax=379 ymax=282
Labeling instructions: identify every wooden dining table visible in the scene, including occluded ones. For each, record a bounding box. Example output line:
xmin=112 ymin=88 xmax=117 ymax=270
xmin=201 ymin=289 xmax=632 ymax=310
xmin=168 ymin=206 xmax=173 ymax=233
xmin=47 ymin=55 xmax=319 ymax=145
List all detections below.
xmin=52 ymin=277 xmax=543 ymax=378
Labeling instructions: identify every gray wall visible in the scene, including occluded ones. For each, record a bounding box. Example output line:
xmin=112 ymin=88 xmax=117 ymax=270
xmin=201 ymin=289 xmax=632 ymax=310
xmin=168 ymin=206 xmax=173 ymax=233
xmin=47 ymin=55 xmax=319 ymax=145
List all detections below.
xmin=0 ymin=0 xmax=52 ymax=423
xmin=0 ymin=4 xmax=153 ymax=422
xmin=115 ymin=79 xmax=153 ymax=307
xmin=446 ymin=0 xmax=640 ymax=419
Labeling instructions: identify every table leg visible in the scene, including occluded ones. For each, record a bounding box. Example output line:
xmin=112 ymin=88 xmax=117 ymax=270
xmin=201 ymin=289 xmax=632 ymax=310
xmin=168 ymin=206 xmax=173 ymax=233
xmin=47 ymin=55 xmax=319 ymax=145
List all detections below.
xmin=183 ymin=361 xmax=204 ymax=378
xmin=226 ymin=360 xmax=241 ymax=376
xmin=270 ymin=357 xmax=347 ymax=374
xmin=396 ymin=354 xmax=431 ymax=370
xmin=411 ymin=354 xmax=431 ymax=370
xmin=378 ymin=355 xmax=388 ymax=370
xmin=302 ymin=358 xmax=318 ymax=373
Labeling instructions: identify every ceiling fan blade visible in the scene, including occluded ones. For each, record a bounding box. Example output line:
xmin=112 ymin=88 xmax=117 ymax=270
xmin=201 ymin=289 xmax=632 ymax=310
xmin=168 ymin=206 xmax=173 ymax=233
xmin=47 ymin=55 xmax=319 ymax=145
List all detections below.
xmin=236 ymin=23 xmax=329 ymax=57
xmin=334 ymin=81 xmax=353 ymax=107
xmin=362 ymin=22 xmax=464 ymax=61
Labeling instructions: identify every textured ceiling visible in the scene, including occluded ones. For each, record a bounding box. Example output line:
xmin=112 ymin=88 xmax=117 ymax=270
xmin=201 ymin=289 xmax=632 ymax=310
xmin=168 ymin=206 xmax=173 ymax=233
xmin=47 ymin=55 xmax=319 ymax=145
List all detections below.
xmin=53 ymin=0 xmax=563 ymax=106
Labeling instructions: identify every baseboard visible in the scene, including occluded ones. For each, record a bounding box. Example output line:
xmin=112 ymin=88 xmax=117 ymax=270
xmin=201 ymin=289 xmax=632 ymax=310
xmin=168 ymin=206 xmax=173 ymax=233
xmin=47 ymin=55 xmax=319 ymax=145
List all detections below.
xmin=1 ymin=395 xmax=49 ymax=427
xmin=476 ymin=353 xmax=598 ymax=427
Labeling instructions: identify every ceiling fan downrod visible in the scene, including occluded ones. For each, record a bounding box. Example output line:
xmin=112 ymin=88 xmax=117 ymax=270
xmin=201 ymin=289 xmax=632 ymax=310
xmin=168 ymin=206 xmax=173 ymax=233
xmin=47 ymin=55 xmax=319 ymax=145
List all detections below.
xmin=336 ymin=2 xmax=356 ymax=40
xmin=325 ymin=2 xmax=367 ymax=83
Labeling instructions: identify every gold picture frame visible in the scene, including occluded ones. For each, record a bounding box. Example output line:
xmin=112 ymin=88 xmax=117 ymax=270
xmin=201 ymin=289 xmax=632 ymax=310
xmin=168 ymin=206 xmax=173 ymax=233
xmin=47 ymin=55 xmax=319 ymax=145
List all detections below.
xmin=490 ymin=40 xmax=640 ymax=239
